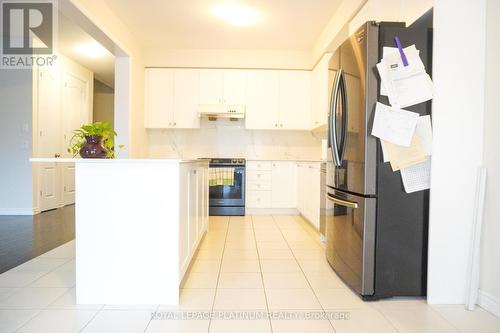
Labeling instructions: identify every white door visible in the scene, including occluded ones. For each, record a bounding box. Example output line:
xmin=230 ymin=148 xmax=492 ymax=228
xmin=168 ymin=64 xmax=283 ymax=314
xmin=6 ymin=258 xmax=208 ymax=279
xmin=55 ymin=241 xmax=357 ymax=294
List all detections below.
xmin=145 ymin=69 xmax=174 ymax=128
xmin=271 ymin=161 xmax=296 ymax=208
xmin=309 ymin=165 xmax=321 ymax=229
xmin=196 ymin=167 xmax=204 ymax=238
xmin=199 ymin=69 xmax=223 ymax=104
xmin=62 ymin=164 xmax=75 ymax=205
xmin=179 ymin=165 xmax=190 ymax=274
xmin=188 ymin=167 xmax=199 ymax=253
xmin=245 ymin=70 xmax=280 ymax=130
xmin=296 ymin=164 xmax=304 ymax=214
xmin=173 ymin=69 xmax=200 ymax=128
xmin=223 ymin=70 xmax=247 ymax=105
xmin=304 ymin=164 xmax=313 ymax=222
xmin=37 ymin=66 xmax=61 ymax=211
xmin=38 ymin=66 xmax=61 ymax=158
xmin=38 ymin=164 xmax=59 ymax=211
xmin=61 ymin=72 xmax=90 ymax=205
xmin=279 ymin=71 xmax=311 ymax=130
xmin=62 ymin=73 xmax=90 ymax=155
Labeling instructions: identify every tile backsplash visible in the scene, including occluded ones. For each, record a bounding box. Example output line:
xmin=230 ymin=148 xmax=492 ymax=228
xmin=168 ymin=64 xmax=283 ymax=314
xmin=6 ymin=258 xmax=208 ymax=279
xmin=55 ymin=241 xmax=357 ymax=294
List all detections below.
xmin=147 ymin=119 xmax=323 ymax=160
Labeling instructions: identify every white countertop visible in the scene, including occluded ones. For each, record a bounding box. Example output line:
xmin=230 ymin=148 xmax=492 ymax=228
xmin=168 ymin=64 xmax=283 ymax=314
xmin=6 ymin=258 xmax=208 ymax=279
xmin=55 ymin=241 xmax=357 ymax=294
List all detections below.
xmin=247 ymin=159 xmax=326 ymax=163
xmin=30 ymin=158 xmax=208 ymax=164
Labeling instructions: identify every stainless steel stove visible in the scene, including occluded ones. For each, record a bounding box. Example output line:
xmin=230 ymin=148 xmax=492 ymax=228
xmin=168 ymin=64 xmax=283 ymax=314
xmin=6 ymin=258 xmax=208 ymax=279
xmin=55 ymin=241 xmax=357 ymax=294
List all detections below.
xmin=207 ymin=158 xmax=245 ymax=216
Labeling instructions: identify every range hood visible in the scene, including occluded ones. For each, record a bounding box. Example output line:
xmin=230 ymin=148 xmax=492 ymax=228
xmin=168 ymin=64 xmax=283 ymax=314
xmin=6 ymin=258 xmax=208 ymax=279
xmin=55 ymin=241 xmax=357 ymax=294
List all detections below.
xmin=198 ymin=104 xmax=245 ymax=121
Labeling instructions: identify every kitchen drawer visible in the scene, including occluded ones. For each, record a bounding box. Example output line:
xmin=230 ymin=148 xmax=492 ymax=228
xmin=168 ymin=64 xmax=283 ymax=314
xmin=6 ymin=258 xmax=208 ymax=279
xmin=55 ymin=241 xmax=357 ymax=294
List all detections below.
xmin=247 ymin=161 xmax=272 ymax=171
xmin=247 ymin=170 xmax=272 ymax=182
xmin=247 ymin=180 xmax=272 ymax=191
xmin=246 ymin=190 xmax=272 ymax=208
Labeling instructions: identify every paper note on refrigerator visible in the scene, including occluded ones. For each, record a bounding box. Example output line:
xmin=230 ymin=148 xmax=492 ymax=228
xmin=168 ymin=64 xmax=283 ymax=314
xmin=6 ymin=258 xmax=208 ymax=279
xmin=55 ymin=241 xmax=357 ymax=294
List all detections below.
xmin=377 ymin=45 xmax=433 ymax=108
xmin=415 ymin=115 xmax=433 ymax=156
xmin=380 ymin=139 xmax=390 ymax=162
xmin=384 ymin=135 xmax=427 ymax=171
xmin=371 ymin=102 xmax=419 ymax=147
xmin=400 ymin=158 xmax=431 ymax=193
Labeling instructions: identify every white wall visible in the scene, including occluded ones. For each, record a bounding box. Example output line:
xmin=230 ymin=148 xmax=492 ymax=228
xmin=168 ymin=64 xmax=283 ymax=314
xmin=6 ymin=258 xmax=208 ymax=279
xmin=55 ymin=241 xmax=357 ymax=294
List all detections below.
xmin=478 ymin=0 xmax=500 ymax=317
xmin=66 ymin=0 xmax=147 ymax=157
xmin=312 ymin=0 xmax=433 ymax=66
xmin=148 ymin=119 xmax=322 ymax=161
xmin=427 ymin=0 xmax=487 ymax=304
xmin=145 ymin=49 xmax=312 ymax=70
xmin=0 ymin=70 xmax=34 ymax=214
xmin=93 ymin=79 xmax=114 ymax=126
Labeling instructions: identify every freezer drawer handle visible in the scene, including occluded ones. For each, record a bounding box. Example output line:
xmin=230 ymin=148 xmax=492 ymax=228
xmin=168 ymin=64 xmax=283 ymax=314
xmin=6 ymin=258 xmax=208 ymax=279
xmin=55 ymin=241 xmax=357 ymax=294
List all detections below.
xmin=326 ymin=193 xmax=358 ymax=209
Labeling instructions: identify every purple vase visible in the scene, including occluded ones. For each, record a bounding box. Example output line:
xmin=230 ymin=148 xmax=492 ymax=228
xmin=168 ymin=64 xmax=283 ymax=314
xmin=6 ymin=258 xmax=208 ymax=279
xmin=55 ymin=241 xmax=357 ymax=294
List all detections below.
xmin=79 ymin=135 xmax=107 ymax=158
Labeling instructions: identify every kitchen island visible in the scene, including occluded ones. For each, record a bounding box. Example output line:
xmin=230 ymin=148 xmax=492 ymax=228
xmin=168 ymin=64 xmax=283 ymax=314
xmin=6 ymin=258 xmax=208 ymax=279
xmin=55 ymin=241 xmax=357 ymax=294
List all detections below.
xmin=30 ymin=158 xmax=209 ymax=305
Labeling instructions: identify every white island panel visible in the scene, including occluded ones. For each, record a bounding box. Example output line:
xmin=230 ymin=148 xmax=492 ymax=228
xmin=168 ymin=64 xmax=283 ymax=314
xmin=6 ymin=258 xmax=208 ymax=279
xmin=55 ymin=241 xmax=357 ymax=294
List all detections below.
xmin=76 ymin=161 xmax=182 ymax=305
xmin=30 ymin=158 xmax=209 ymax=305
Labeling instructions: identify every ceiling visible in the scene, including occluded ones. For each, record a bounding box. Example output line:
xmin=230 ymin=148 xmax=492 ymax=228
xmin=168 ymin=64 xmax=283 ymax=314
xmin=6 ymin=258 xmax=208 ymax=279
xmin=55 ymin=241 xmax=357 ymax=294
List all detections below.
xmin=103 ymin=0 xmax=343 ymax=50
xmin=57 ymin=12 xmax=115 ymax=88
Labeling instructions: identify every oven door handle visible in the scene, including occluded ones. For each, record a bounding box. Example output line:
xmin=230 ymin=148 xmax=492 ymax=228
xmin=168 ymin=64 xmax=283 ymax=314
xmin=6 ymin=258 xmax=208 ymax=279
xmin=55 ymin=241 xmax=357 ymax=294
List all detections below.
xmin=326 ymin=193 xmax=358 ymax=209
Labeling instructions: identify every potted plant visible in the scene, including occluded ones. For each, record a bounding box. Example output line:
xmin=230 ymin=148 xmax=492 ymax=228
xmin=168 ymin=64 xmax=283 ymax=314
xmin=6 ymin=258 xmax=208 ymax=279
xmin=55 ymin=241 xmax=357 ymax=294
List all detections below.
xmin=68 ymin=121 xmax=123 ymax=158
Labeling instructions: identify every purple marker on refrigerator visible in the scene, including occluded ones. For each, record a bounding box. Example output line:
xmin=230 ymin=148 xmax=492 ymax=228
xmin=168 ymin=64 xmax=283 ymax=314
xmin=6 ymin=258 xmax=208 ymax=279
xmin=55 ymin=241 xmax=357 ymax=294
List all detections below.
xmin=394 ymin=36 xmax=409 ymax=66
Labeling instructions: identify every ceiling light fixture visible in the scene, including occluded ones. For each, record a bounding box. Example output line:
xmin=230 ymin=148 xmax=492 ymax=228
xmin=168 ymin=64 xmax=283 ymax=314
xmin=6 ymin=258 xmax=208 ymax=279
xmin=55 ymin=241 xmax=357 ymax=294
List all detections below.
xmin=75 ymin=41 xmax=109 ymax=59
xmin=213 ymin=3 xmax=260 ymax=26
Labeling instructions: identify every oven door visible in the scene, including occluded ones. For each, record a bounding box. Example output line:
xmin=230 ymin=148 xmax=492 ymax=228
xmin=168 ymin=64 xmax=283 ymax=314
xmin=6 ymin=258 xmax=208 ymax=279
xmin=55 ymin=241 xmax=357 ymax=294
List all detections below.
xmin=325 ymin=188 xmax=376 ymax=296
xmin=209 ymin=166 xmax=245 ymax=207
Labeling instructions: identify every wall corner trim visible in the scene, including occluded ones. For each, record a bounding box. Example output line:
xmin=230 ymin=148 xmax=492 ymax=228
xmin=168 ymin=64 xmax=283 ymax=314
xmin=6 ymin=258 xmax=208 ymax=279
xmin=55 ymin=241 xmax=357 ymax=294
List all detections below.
xmin=478 ymin=290 xmax=500 ymax=318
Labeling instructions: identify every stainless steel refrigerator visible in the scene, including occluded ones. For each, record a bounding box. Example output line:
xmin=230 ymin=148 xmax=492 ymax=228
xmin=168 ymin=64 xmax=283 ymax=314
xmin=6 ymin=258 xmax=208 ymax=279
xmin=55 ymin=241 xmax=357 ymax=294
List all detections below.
xmin=325 ymin=10 xmax=433 ymax=300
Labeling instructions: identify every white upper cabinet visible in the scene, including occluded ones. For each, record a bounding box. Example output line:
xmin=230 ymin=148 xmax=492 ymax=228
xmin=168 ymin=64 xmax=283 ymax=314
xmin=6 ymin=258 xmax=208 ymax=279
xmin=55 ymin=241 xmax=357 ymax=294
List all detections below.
xmin=173 ymin=69 xmax=200 ymax=129
xmin=311 ymin=53 xmax=331 ymax=129
xmin=279 ymin=70 xmax=311 ymax=130
xmin=145 ymin=68 xmax=200 ymax=129
xmin=246 ymin=70 xmax=311 ymax=130
xmin=199 ymin=69 xmax=223 ymax=104
xmin=199 ymin=69 xmax=247 ymax=105
xmin=245 ymin=70 xmax=280 ymax=130
xmin=145 ymin=68 xmax=174 ymax=128
xmin=223 ymin=70 xmax=247 ymax=105
xmin=145 ymin=68 xmax=312 ymax=130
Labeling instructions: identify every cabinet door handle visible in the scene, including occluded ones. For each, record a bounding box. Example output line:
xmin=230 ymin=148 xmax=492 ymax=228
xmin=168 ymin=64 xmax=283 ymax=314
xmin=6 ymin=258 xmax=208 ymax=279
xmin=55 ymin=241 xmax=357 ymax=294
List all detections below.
xmin=173 ymin=122 xmax=176 ymax=126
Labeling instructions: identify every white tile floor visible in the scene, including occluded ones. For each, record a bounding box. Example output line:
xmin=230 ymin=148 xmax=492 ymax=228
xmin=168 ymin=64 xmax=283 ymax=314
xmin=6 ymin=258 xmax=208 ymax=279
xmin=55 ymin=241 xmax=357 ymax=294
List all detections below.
xmin=0 ymin=215 xmax=499 ymax=333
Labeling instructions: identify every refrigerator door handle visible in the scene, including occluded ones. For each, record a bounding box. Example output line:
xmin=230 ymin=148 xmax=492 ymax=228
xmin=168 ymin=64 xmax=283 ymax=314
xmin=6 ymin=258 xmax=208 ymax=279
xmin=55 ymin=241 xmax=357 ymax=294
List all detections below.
xmin=326 ymin=193 xmax=358 ymax=209
xmin=329 ymin=69 xmax=342 ymax=166
xmin=338 ymin=71 xmax=348 ymax=162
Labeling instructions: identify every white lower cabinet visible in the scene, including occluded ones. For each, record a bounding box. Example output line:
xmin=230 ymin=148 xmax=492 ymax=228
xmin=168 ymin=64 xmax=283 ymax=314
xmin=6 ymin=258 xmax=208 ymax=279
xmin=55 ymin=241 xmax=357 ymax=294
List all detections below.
xmin=296 ymin=162 xmax=321 ymax=230
xmin=246 ymin=161 xmax=296 ymax=209
xmin=271 ymin=161 xmax=296 ymax=208
xmin=179 ymin=162 xmax=209 ymax=280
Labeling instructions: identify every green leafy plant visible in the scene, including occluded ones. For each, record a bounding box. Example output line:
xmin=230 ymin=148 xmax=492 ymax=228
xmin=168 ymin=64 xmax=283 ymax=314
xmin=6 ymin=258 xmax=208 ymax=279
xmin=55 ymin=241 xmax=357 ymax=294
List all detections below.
xmin=67 ymin=121 xmax=124 ymax=158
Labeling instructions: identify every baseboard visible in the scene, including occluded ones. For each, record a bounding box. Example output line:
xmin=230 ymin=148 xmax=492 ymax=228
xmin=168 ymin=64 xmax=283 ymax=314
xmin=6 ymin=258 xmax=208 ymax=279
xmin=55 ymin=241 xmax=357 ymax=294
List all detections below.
xmin=478 ymin=290 xmax=500 ymax=318
xmin=245 ymin=208 xmax=299 ymax=215
xmin=0 ymin=208 xmax=36 ymax=215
